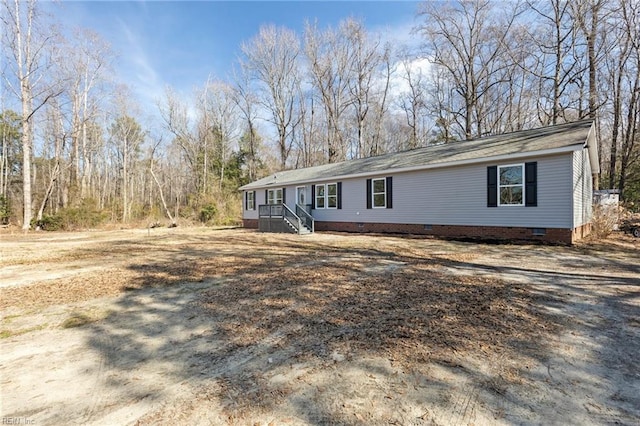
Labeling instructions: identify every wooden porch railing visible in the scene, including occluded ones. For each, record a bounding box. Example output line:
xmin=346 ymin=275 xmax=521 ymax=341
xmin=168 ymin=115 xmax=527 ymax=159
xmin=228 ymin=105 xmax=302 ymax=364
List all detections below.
xmin=258 ymin=204 xmax=313 ymax=234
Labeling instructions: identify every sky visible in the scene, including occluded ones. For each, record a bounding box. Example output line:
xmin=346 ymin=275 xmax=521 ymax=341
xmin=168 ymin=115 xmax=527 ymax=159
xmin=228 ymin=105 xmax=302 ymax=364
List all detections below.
xmin=47 ymin=1 xmax=422 ymax=117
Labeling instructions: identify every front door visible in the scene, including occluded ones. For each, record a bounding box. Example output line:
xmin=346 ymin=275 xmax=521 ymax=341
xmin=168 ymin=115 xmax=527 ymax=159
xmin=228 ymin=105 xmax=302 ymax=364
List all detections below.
xmin=296 ymin=186 xmax=306 ymax=206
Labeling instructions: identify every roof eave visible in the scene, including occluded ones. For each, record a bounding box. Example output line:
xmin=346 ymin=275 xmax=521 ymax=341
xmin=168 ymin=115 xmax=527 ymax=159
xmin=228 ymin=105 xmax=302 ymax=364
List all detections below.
xmin=586 ymin=122 xmax=600 ymax=174
xmin=240 ymin=144 xmax=582 ymax=190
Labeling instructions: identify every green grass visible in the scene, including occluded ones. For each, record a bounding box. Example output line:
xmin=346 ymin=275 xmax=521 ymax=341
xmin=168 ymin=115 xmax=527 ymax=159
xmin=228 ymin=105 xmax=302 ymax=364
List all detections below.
xmin=60 ymin=309 xmax=109 ymax=329
xmin=0 ymin=324 xmax=49 ymax=339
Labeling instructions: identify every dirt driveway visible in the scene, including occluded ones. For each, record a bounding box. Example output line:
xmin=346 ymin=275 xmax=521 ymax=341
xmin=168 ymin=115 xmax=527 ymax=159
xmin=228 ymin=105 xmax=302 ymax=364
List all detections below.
xmin=1 ymin=228 xmax=638 ymax=425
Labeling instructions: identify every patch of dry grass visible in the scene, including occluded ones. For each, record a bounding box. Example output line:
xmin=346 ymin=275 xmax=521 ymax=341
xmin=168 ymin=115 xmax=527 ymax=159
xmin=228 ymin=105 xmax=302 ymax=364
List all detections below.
xmin=198 ymin=256 xmax=557 ymax=370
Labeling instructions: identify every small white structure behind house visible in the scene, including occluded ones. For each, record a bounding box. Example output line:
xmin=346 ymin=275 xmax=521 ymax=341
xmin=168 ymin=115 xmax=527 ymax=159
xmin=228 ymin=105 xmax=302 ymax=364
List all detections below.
xmin=593 ymin=189 xmax=620 ymax=230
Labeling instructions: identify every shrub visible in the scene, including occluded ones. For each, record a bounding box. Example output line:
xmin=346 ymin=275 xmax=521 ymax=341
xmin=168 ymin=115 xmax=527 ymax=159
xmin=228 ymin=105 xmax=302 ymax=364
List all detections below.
xmin=199 ymin=203 xmax=217 ymax=223
xmin=590 ymin=204 xmax=619 ymax=239
xmin=0 ymin=195 xmax=9 ymax=225
xmin=33 ymin=199 xmax=107 ymax=231
xmin=58 ymin=200 xmax=107 ymax=230
xmin=33 ymin=214 xmax=64 ymax=231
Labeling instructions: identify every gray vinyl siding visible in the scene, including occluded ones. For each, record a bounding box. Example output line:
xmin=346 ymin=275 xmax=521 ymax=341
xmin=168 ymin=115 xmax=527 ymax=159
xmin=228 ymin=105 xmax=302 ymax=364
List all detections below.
xmin=242 ymin=190 xmax=259 ymax=220
xmin=243 ymin=186 xmax=306 ymax=220
xmin=310 ymin=154 xmax=574 ymax=229
xmin=572 ymin=149 xmax=593 ymax=227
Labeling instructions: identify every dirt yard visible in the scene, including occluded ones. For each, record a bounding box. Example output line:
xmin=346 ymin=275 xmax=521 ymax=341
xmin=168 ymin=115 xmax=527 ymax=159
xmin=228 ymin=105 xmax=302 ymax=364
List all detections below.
xmin=1 ymin=227 xmax=638 ymax=425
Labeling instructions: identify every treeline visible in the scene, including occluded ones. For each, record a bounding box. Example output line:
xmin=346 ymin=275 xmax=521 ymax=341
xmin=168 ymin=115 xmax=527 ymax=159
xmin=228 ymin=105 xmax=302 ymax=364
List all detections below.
xmin=1 ymin=0 xmax=639 ymax=230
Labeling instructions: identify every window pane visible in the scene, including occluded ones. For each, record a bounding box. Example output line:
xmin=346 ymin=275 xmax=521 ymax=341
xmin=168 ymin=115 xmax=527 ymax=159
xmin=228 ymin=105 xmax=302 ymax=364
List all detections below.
xmin=328 ymin=195 xmax=337 ymax=208
xmin=373 ymin=194 xmax=386 ymax=207
xmin=500 ymin=166 xmax=522 ymax=185
xmin=500 ymin=187 xmax=523 ymax=205
xmin=315 ymin=184 xmax=325 ymax=208
xmin=268 ymin=189 xmax=283 ymax=204
xmin=373 ymin=179 xmax=385 ymax=193
xmin=327 ymin=183 xmax=337 ymax=196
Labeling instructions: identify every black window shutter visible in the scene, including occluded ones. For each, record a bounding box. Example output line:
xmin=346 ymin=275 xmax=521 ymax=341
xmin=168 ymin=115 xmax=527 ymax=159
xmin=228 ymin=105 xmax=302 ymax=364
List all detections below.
xmin=282 ymin=187 xmax=286 ymax=204
xmin=386 ymin=176 xmax=393 ymax=209
xmin=337 ymin=182 xmax=342 ymax=209
xmin=311 ymin=185 xmax=315 ymax=209
xmin=525 ymin=162 xmax=537 ymax=207
xmin=366 ymin=179 xmax=372 ymax=209
xmin=244 ymin=191 xmax=248 ymax=210
xmin=252 ymin=191 xmax=256 ymax=210
xmin=487 ymin=166 xmax=497 ymax=207
xmin=265 ymin=189 xmax=268 ymax=205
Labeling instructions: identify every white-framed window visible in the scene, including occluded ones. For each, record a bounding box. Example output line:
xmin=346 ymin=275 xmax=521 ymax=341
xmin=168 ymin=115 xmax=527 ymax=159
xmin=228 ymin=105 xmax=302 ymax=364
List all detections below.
xmin=326 ymin=183 xmax=338 ymax=209
xmin=498 ymin=164 xmax=524 ymax=206
xmin=267 ymin=188 xmax=283 ymax=205
xmin=246 ymin=191 xmax=255 ymax=210
xmin=297 ymin=186 xmax=306 ymax=205
xmin=314 ymin=183 xmax=338 ymax=209
xmin=372 ymin=178 xmax=386 ymax=208
xmin=315 ymin=184 xmax=325 ymax=208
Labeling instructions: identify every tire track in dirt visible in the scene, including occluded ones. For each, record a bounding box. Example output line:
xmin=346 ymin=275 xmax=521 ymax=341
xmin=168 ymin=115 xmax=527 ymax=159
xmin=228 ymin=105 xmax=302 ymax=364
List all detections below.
xmin=205 ymin=322 xmax=305 ymax=378
xmin=135 ymin=321 xmax=306 ymax=424
xmin=450 ymin=383 xmax=480 ymax=425
xmin=76 ymin=330 xmax=111 ymax=424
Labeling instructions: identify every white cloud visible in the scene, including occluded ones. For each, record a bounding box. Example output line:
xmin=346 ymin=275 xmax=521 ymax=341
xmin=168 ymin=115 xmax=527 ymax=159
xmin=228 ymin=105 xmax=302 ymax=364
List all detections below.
xmin=391 ymin=57 xmax=431 ymax=95
xmin=116 ymin=18 xmax=165 ymax=117
xmin=371 ymin=16 xmax=421 ymax=50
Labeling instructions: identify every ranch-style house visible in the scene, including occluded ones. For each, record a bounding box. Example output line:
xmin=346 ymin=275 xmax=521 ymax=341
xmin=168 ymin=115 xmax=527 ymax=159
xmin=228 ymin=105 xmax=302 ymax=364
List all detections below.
xmin=240 ymin=120 xmax=599 ymax=244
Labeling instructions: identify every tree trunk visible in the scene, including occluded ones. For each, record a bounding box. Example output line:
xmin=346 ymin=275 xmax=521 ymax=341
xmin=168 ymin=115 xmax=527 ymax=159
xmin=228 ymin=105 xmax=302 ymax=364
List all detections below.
xmin=15 ymin=0 xmax=34 ymax=230
xmin=618 ymin=66 xmax=639 ymax=200
xmin=122 ymin=136 xmax=128 ymax=223
xmin=20 ymin=107 xmax=32 ymax=230
xmin=150 ymin=166 xmax=175 ymax=225
xmin=36 ymin=162 xmax=59 ymax=222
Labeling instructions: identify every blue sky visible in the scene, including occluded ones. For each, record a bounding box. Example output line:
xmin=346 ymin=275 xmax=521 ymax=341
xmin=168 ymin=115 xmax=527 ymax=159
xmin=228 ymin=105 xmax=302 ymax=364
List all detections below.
xmin=48 ymin=1 xmax=421 ymax=114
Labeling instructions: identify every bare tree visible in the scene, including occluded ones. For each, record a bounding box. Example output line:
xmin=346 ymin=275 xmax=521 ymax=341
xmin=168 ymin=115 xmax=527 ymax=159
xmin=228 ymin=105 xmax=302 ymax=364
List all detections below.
xmin=1 ymin=0 xmax=62 ymax=229
xmin=342 ymin=19 xmax=384 ymax=158
xmin=417 ymin=0 xmax=520 ymax=139
xmin=148 ymin=137 xmax=175 ymax=225
xmin=396 ymin=49 xmax=430 ymax=149
xmin=35 ymin=98 xmax=67 ymax=222
xmin=241 ymin=25 xmax=302 ymax=169
xmin=425 ymin=58 xmax=463 ymax=142
xmin=520 ymin=0 xmax=583 ymax=125
xmin=232 ymin=66 xmax=261 ymax=181
xmin=201 ymin=80 xmax=240 ymax=192
xmin=366 ymin=44 xmax=393 ymax=156
xmin=304 ymin=20 xmax=353 ymax=162
xmin=602 ymin=0 xmax=633 ymax=188
xmin=572 ymin=0 xmax=605 ymax=121
xmin=614 ymin=0 xmax=640 ymax=199
xmin=0 ymin=110 xmax=21 ymax=202
xmin=571 ymin=0 xmax=606 ymax=188
xmin=109 ymin=113 xmax=145 ymax=223
xmin=62 ymin=28 xmax=113 ymax=200
xmin=159 ymin=87 xmax=203 ymax=194
xmin=292 ymin=84 xmax=319 ymax=168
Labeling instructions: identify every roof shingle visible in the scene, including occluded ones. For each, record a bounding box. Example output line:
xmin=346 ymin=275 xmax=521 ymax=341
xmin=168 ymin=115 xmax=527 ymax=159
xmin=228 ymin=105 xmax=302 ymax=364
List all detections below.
xmin=241 ymin=120 xmax=594 ymax=190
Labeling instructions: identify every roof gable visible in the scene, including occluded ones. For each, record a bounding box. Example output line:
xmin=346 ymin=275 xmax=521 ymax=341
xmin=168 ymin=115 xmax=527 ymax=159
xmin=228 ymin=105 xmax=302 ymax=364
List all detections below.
xmin=241 ymin=120 xmax=594 ymax=190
